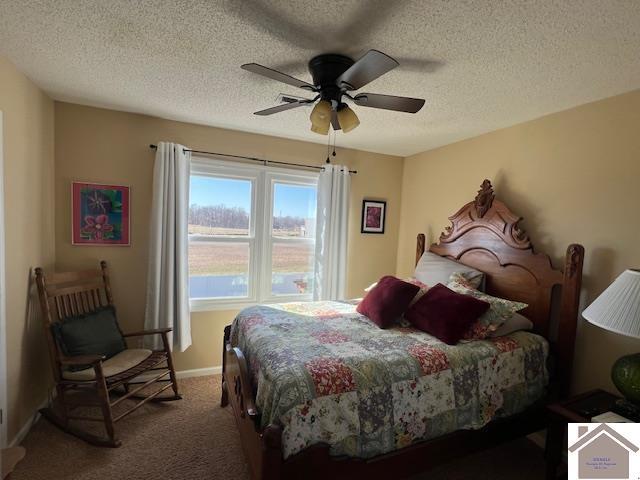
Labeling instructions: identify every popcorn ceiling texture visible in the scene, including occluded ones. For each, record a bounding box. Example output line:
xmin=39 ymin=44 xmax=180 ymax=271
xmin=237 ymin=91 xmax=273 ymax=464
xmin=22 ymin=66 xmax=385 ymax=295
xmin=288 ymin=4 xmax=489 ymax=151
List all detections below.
xmin=1 ymin=0 xmax=640 ymax=156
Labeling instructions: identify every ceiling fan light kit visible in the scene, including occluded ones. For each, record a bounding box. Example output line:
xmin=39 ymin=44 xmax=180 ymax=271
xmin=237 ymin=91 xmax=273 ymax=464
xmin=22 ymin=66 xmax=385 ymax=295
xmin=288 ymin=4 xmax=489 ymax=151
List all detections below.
xmin=337 ymin=104 xmax=360 ymax=133
xmin=310 ymin=121 xmax=329 ymax=135
xmin=241 ymin=49 xmax=425 ymax=135
xmin=310 ymin=100 xmax=331 ymax=135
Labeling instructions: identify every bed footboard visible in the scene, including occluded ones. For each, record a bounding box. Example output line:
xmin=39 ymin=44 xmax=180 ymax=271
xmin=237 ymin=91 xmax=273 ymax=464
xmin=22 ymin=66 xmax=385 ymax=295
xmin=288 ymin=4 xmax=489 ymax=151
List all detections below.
xmin=222 ymin=325 xmax=283 ymax=480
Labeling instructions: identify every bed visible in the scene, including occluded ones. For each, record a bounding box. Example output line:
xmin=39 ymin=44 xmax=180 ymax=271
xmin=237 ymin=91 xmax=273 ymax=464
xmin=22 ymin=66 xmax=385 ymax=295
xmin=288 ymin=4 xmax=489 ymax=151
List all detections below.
xmin=221 ymin=179 xmax=584 ymax=480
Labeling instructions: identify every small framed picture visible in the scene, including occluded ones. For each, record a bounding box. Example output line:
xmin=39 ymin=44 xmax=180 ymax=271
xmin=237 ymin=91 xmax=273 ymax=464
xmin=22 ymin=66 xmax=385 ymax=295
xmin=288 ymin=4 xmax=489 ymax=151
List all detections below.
xmin=72 ymin=182 xmax=130 ymax=246
xmin=361 ymin=200 xmax=386 ymax=234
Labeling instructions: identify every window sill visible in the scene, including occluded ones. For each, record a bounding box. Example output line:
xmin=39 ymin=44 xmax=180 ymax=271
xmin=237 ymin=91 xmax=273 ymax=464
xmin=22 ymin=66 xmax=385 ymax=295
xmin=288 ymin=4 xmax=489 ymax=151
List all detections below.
xmin=190 ymin=295 xmax=314 ymax=313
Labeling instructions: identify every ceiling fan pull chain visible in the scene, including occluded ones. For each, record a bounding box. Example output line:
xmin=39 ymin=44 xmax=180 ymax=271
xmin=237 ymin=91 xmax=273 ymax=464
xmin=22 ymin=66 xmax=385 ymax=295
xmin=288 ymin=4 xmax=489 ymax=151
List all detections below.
xmin=332 ymin=130 xmax=337 ymax=158
xmin=326 ymin=133 xmax=331 ymax=164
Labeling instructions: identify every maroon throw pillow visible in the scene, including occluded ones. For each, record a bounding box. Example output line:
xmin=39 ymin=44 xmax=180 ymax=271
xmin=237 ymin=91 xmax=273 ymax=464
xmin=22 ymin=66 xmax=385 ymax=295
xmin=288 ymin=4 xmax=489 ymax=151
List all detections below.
xmin=405 ymin=283 xmax=490 ymax=345
xmin=357 ymin=276 xmax=421 ymax=328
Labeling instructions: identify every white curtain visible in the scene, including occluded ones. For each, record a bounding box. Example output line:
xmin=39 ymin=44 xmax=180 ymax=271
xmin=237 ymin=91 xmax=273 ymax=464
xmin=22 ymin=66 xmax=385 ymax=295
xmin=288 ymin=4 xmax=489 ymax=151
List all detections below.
xmin=144 ymin=142 xmax=192 ymax=351
xmin=314 ymin=164 xmax=351 ymax=301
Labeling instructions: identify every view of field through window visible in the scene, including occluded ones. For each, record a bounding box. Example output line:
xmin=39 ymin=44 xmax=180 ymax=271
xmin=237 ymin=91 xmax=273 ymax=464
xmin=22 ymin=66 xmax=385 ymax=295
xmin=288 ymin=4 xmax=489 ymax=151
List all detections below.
xmin=270 ymin=182 xmax=316 ymax=295
xmin=188 ymin=174 xmax=317 ymax=299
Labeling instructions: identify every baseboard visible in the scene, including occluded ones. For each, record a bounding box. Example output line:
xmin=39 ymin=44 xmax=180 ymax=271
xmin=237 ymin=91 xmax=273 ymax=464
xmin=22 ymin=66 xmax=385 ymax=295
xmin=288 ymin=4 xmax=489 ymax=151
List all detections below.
xmin=176 ymin=366 xmax=222 ymax=379
xmin=9 ymin=395 xmax=50 ymax=447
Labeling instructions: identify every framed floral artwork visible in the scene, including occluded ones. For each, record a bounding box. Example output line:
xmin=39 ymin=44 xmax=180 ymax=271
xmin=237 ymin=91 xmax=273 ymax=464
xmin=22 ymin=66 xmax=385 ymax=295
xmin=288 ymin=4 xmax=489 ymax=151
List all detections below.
xmin=72 ymin=182 xmax=130 ymax=246
xmin=361 ymin=200 xmax=386 ymax=234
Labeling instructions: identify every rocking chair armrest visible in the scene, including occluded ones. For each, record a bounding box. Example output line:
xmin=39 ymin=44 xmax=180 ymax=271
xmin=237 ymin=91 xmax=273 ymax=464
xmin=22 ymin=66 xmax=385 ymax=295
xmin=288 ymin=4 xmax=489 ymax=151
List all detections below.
xmin=59 ymin=354 xmax=105 ymax=366
xmin=122 ymin=327 xmax=172 ymax=338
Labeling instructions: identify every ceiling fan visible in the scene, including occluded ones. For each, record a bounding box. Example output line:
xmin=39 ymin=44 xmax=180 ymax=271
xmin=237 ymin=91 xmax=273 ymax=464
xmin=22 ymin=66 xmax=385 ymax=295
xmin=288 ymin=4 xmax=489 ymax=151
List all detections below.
xmin=241 ymin=50 xmax=426 ymax=135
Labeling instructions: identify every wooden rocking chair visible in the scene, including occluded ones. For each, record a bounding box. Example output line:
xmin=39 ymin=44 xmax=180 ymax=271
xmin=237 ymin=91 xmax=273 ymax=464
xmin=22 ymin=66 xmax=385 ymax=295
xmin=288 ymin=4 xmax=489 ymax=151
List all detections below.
xmin=35 ymin=261 xmax=181 ymax=447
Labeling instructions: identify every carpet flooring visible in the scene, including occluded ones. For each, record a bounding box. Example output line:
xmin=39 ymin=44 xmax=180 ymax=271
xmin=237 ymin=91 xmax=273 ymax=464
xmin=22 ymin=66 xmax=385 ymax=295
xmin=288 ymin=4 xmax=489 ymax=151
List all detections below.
xmin=13 ymin=375 xmax=548 ymax=479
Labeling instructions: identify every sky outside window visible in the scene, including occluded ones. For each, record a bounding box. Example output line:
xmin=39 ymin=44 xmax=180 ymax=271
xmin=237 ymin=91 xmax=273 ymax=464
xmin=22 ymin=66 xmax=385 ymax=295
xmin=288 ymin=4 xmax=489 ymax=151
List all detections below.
xmin=190 ymin=176 xmax=317 ymax=219
xmin=273 ymin=183 xmax=317 ymax=219
xmin=190 ymin=176 xmax=251 ymax=209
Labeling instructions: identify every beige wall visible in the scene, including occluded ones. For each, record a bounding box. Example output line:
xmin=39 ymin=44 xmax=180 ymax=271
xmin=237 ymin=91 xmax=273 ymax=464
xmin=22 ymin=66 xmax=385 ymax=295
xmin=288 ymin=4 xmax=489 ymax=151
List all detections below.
xmin=0 ymin=57 xmax=55 ymax=441
xmin=397 ymin=89 xmax=640 ymax=394
xmin=54 ymin=102 xmax=404 ymax=372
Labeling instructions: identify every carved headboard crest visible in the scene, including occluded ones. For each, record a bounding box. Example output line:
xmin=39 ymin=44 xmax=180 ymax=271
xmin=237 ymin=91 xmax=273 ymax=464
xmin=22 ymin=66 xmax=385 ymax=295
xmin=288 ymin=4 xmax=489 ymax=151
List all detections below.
xmin=474 ymin=179 xmax=495 ymax=218
xmin=440 ymin=179 xmax=531 ymax=250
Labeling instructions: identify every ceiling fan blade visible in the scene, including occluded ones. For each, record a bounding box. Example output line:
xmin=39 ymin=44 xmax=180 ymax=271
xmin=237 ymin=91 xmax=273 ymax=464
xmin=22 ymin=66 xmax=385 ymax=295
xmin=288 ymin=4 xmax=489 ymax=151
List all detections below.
xmin=337 ymin=50 xmax=399 ymax=91
xmin=254 ymin=101 xmax=311 ymax=116
xmin=353 ymin=93 xmax=425 ymax=113
xmin=331 ymin=110 xmax=341 ymax=130
xmin=241 ymin=63 xmax=316 ymax=91
xmin=269 ymin=56 xmax=445 ymax=77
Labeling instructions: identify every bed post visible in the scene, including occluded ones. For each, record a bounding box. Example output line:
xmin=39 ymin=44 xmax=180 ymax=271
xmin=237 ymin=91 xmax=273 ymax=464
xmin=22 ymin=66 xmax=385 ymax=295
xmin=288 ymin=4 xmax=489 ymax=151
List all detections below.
xmin=223 ymin=332 xmax=284 ymax=480
xmin=556 ymin=243 xmax=584 ymax=398
xmin=416 ymin=233 xmax=426 ymax=266
xmin=261 ymin=424 xmax=284 ymax=480
xmin=221 ymin=325 xmax=230 ymax=407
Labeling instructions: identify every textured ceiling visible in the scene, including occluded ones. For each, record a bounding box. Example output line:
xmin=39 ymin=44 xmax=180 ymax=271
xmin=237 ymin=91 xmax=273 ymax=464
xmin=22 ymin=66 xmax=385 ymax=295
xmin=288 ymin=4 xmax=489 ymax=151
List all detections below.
xmin=1 ymin=1 xmax=640 ymax=156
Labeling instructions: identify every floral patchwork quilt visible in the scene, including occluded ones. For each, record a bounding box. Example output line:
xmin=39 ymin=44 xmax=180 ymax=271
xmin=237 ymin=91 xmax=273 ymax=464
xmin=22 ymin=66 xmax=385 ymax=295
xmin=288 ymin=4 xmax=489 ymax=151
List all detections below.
xmin=229 ymin=301 xmax=548 ymax=459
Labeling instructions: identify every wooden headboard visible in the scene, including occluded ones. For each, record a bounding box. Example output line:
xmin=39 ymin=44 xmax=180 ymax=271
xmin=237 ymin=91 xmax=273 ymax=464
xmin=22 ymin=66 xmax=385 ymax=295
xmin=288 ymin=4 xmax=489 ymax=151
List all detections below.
xmin=416 ymin=179 xmax=584 ymax=397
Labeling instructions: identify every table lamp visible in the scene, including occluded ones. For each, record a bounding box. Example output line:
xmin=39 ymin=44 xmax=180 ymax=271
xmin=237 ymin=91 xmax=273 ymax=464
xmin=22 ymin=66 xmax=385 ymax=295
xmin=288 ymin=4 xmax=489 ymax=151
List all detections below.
xmin=582 ymin=269 xmax=640 ymax=419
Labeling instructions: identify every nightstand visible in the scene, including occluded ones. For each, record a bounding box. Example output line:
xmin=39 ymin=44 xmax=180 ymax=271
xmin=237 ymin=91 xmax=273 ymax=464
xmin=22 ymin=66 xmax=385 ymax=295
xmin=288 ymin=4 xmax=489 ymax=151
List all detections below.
xmin=545 ymin=389 xmax=620 ymax=480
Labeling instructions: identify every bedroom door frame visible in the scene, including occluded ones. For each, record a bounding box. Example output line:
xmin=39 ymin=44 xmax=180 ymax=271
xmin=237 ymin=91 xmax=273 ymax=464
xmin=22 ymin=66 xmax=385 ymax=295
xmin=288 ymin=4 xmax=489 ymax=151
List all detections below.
xmin=0 ymin=110 xmax=7 ymax=447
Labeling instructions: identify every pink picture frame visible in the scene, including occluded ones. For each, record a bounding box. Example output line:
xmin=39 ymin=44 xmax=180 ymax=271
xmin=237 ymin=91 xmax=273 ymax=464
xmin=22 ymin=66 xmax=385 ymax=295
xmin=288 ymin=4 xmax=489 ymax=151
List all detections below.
xmin=71 ymin=182 xmax=130 ymax=246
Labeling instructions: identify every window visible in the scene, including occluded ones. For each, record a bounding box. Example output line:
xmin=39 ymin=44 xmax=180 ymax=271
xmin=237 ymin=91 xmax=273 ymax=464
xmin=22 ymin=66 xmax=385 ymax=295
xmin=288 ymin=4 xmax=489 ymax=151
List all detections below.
xmin=269 ymin=182 xmax=317 ymax=296
xmin=189 ymin=158 xmax=318 ymax=310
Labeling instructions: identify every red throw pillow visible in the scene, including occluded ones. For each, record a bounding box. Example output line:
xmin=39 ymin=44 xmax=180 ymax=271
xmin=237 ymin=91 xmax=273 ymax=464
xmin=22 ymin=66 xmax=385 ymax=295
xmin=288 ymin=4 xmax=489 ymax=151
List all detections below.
xmin=357 ymin=276 xmax=421 ymax=328
xmin=405 ymin=283 xmax=490 ymax=345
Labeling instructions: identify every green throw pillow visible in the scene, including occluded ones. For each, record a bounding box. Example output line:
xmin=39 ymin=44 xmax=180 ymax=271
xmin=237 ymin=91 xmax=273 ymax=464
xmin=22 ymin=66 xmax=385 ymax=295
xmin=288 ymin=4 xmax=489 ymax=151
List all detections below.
xmin=52 ymin=306 xmax=127 ymax=370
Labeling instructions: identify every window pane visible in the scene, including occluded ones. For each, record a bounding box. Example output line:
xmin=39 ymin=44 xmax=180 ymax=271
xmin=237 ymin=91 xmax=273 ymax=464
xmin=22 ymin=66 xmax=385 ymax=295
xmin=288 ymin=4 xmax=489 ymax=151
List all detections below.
xmin=189 ymin=241 xmax=249 ymax=298
xmin=272 ymin=183 xmax=317 ymax=238
xmin=271 ymin=241 xmax=314 ymax=295
xmin=189 ymin=175 xmax=251 ymax=236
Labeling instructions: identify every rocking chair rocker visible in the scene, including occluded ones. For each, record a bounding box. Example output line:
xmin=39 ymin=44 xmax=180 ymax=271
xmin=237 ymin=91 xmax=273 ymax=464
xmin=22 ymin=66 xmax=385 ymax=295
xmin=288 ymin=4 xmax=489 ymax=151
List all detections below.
xmin=35 ymin=261 xmax=181 ymax=447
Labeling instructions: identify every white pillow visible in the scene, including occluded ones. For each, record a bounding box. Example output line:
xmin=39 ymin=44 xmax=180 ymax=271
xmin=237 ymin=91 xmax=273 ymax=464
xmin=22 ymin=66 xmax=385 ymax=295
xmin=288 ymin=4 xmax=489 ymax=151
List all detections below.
xmin=364 ymin=282 xmax=377 ymax=293
xmin=489 ymin=313 xmax=533 ymax=337
xmin=414 ymin=251 xmax=485 ymax=290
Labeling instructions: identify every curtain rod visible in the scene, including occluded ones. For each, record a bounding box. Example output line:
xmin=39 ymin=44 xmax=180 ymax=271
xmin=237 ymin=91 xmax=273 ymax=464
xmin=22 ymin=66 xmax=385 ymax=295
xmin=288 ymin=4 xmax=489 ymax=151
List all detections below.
xmin=148 ymin=145 xmax=357 ymax=174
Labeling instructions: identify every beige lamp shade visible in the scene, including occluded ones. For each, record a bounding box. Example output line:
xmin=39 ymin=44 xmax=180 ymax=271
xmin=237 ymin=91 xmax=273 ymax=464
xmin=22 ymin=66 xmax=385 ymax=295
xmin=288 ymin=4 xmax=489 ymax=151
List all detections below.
xmin=337 ymin=104 xmax=360 ymax=133
xmin=309 ymin=100 xmax=331 ymax=135
xmin=582 ymin=269 xmax=640 ymax=338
